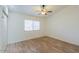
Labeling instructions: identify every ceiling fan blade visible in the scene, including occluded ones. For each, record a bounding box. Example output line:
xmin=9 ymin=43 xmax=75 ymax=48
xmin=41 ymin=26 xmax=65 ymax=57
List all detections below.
xmin=38 ymin=13 xmax=41 ymax=15
xmin=45 ymin=13 xmax=48 ymax=15
xmin=48 ymin=11 xmax=52 ymax=12
xmin=35 ymin=10 xmax=41 ymax=12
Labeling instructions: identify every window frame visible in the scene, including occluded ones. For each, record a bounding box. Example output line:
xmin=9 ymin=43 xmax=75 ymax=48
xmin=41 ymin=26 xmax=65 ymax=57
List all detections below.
xmin=24 ymin=20 xmax=40 ymax=31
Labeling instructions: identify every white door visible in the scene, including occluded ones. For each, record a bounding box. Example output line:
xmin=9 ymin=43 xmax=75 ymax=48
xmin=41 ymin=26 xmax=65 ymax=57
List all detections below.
xmin=0 ymin=6 xmax=8 ymax=52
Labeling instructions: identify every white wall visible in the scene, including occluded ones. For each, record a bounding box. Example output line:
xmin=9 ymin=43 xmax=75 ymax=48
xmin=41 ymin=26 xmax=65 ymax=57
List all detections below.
xmin=8 ymin=12 xmax=46 ymax=44
xmin=47 ymin=6 xmax=79 ymax=45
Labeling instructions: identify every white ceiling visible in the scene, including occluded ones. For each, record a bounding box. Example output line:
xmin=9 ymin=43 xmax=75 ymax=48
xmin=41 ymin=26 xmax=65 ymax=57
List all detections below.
xmin=8 ymin=5 xmax=67 ymax=17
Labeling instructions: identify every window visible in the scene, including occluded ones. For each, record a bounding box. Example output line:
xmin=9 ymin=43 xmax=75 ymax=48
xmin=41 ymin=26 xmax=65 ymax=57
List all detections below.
xmin=24 ymin=20 xmax=40 ymax=31
xmin=33 ymin=21 xmax=40 ymax=30
xmin=24 ymin=20 xmax=32 ymax=31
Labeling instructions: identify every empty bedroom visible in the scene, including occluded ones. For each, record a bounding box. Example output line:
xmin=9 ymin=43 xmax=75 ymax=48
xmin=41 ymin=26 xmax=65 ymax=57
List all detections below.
xmin=0 ymin=5 xmax=79 ymax=53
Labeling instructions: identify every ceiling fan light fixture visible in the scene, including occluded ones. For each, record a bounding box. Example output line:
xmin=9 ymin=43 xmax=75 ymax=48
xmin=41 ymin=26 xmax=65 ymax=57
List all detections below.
xmin=41 ymin=9 xmax=48 ymax=15
xmin=41 ymin=11 xmax=46 ymax=15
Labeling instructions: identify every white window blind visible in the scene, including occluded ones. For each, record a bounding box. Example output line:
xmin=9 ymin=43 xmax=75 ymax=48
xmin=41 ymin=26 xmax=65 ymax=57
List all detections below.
xmin=24 ymin=20 xmax=40 ymax=31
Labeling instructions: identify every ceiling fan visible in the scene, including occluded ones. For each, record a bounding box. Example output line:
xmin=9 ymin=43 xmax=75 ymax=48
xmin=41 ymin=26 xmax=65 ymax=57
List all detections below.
xmin=36 ymin=5 xmax=52 ymax=15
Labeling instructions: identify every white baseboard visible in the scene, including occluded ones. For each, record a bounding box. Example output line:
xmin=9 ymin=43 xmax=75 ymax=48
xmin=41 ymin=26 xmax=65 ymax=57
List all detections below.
xmin=8 ymin=35 xmax=79 ymax=46
xmin=47 ymin=35 xmax=79 ymax=46
xmin=8 ymin=35 xmax=45 ymax=44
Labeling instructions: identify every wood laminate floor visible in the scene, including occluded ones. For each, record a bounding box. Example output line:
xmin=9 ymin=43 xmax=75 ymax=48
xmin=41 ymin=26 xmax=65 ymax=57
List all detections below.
xmin=5 ymin=36 xmax=79 ymax=53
